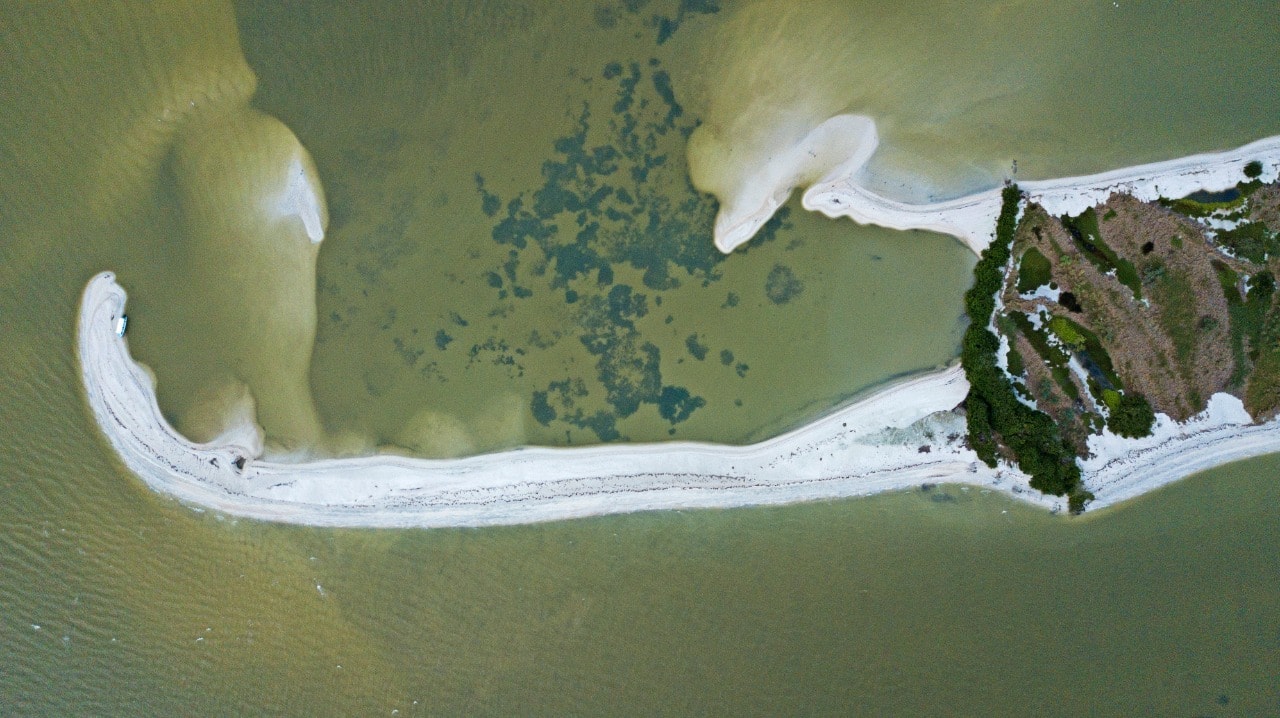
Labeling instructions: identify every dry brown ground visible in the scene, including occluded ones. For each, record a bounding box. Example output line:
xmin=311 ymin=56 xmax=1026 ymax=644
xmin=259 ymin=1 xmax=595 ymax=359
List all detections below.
xmin=1003 ymin=196 xmax=1238 ymax=425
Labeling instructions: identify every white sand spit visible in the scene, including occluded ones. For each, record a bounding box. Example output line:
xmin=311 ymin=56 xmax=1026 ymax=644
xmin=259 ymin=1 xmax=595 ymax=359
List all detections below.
xmin=716 ymin=118 xmax=1280 ymax=255
xmin=712 ymin=115 xmax=878 ymax=253
xmin=82 ymin=272 xmax=1063 ymax=526
xmin=79 ymin=271 xmax=1280 ymax=527
xmin=1083 ymin=394 xmax=1280 ymax=510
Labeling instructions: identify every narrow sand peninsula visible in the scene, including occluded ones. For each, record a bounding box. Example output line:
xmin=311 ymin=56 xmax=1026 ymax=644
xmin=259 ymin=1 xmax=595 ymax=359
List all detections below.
xmin=714 ymin=116 xmax=1280 ymax=255
xmin=82 ymin=268 xmax=1280 ymax=526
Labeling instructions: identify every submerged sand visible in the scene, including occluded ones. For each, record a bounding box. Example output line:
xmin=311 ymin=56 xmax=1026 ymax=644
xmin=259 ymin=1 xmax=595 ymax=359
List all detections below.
xmin=78 ymin=129 xmax=1280 ymax=527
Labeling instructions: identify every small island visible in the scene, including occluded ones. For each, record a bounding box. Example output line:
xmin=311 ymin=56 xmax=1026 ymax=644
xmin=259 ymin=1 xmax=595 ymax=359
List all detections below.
xmin=964 ymin=168 xmax=1280 ymax=513
xmin=77 ymin=130 xmax=1280 ymax=527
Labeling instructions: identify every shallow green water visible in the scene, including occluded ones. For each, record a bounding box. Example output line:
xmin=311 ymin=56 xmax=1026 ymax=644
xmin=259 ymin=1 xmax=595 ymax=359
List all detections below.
xmin=3 ymin=2 xmax=1280 ymax=714
xmin=10 ymin=1 xmax=1280 ymax=456
xmin=233 ymin=1 xmax=975 ymax=454
xmin=689 ymin=0 xmax=1280 ymax=202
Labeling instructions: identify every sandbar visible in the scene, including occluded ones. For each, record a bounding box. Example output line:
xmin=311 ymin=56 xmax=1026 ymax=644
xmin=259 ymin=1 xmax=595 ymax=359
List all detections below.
xmin=714 ymin=116 xmax=1280 ymax=255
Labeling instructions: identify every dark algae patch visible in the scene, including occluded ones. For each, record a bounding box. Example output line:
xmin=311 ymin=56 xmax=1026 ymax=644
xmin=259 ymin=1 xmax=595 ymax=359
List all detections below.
xmin=471 ymin=58 xmax=776 ymax=441
xmin=764 ymin=264 xmax=803 ymax=304
xmin=594 ymin=0 xmax=721 ymax=46
xmin=685 ymin=333 xmax=708 ymax=360
xmin=477 ymin=58 xmax=766 ymax=296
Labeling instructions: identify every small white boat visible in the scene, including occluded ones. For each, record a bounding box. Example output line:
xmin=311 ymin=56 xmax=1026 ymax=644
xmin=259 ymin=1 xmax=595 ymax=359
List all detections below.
xmin=114 ymin=315 xmax=128 ymax=337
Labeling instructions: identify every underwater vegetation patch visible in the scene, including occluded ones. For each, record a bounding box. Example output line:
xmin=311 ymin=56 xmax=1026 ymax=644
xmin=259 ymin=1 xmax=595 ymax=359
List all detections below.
xmin=471 ymin=57 xmax=792 ymax=441
xmin=764 ymin=264 xmax=803 ymax=305
xmin=592 ymin=0 xmax=721 ymax=44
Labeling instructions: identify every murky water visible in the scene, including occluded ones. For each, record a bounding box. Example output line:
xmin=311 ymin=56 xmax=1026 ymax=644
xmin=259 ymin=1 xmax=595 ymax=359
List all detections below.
xmin=2 ymin=1 xmax=1279 ymax=714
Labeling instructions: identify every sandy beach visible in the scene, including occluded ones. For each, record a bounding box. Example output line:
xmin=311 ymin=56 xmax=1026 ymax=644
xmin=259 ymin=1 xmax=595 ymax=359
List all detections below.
xmin=81 ymin=271 xmax=1049 ymax=526
xmin=82 ymin=282 xmax=1278 ymax=528
xmin=78 ymin=126 xmax=1280 ymax=527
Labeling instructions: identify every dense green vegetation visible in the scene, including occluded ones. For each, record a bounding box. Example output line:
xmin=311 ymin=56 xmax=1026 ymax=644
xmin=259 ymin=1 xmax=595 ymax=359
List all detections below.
xmin=1220 ymin=267 xmax=1278 ymax=392
xmin=1010 ymin=312 xmax=1078 ymax=400
xmin=961 ymin=185 xmax=1090 ymax=511
xmin=1155 ymin=269 xmax=1200 ymax=368
xmin=1245 ymin=271 xmax=1277 ymax=343
xmin=965 ymin=167 xmax=1279 ymax=508
xmin=1245 ymin=298 xmax=1280 ymax=416
xmin=1216 ymin=261 xmax=1254 ymax=387
xmin=1048 ymin=315 xmax=1084 ymax=349
xmin=1160 ymin=165 xmax=1265 ymax=218
xmin=999 ymin=317 xmax=1026 ymax=378
xmin=1217 ymin=221 xmax=1278 ymax=263
xmin=1055 ymin=315 xmax=1119 ymax=387
xmin=1167 ymin=188 xmax=1244 ymax=215
xmin=1107 ymin=391 xmax=1156 ymax=438
xmin=1015 ymin=247 xmax=1052 ymax=293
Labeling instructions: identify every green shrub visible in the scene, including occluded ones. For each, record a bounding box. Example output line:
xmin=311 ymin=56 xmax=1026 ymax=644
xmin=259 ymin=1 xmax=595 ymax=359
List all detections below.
xmin=1241 ymin=270 xmax=1276 ymax=355
xmin=1220 ymin=267 xmax=1275 ymax=387
xmin=1068 ymin=488 xmax=1095 ymax=514
xmin=1006 ymin=344 xmax=1025 ymax=377
xmin=1016 ymin=247 xmax=1053 ymax=293
xmin=1107 ymin=392 xmax=1155 ymax=438
xmin=1244 ymin=160 xmax=1263 ymax=179
xmin=1101 ymin=389 xmax=1122 ymax=412
xmin=1158 ymin=270 xmax=1200 ymax=369
xmin=1244 ymin=300 xmax=1280 ymax=416
xmin=1214 ymin=261 xmax=1241 ymax=303
xmin=1048 ymin=316 xmax=1085 ymax=350
xmin=1237 ymin=178 xmax=1264 ymax=196
xmin=1217 ymin=221 xmax=1275 ymax=264
xmin=1010 ymin=312 xmax=1076 ymax=400
xmin=962 ymin=186 xmax=1084 ymax=499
